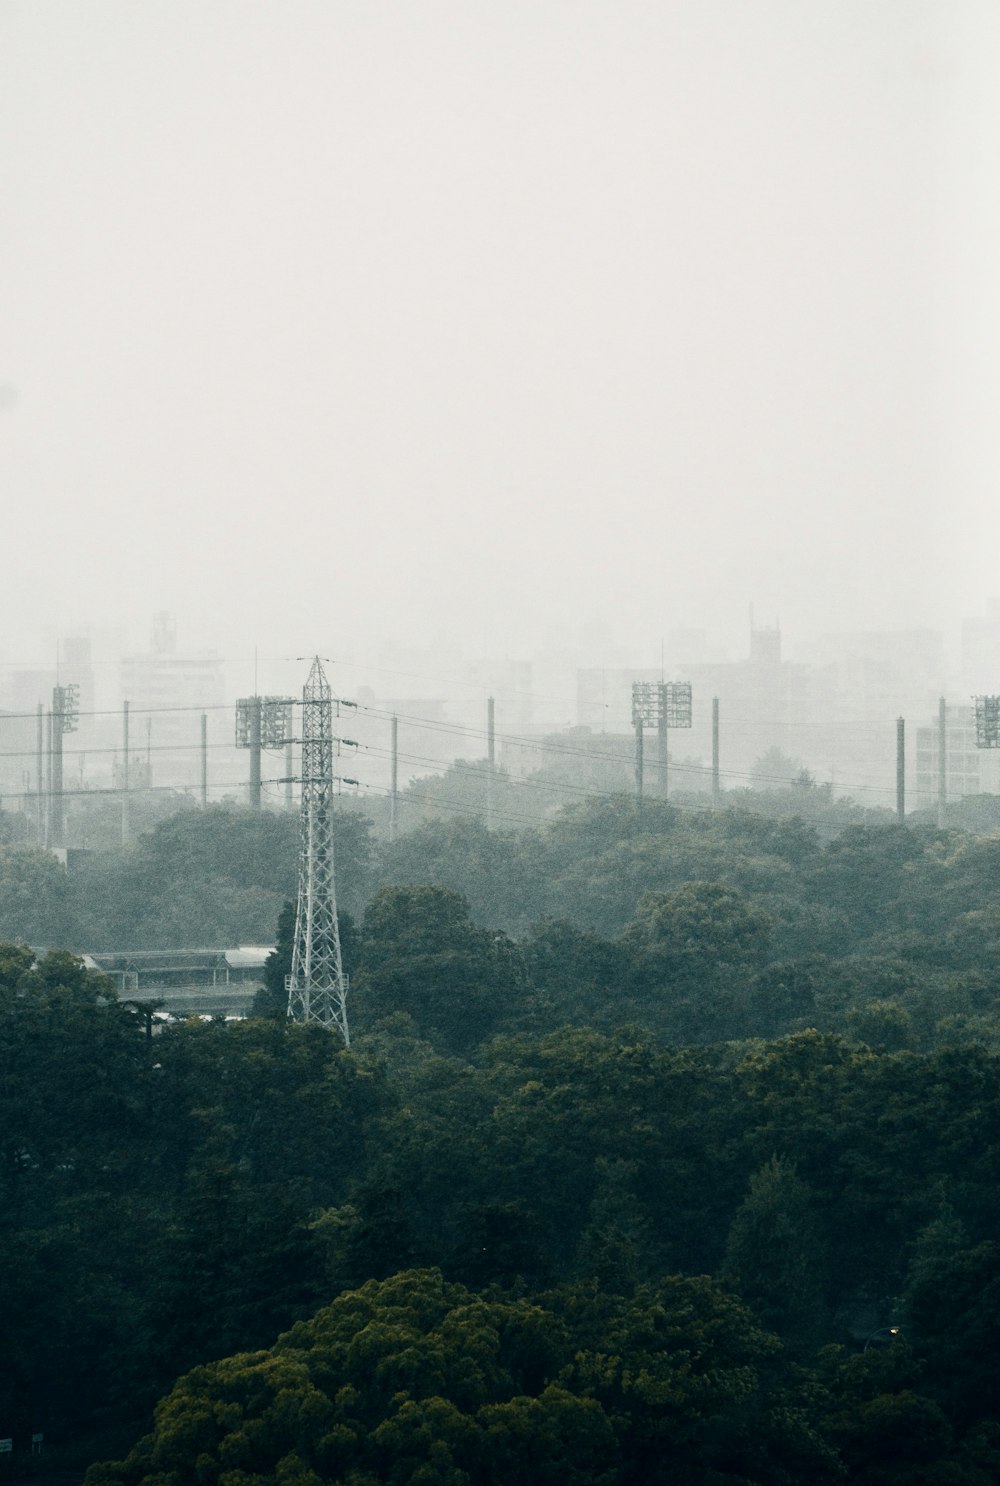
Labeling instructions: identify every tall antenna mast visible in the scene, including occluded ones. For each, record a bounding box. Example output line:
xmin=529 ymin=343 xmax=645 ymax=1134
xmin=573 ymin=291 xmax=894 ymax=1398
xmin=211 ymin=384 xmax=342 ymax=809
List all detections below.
xmin=286 ymin=656 xmax=350 ymax=1043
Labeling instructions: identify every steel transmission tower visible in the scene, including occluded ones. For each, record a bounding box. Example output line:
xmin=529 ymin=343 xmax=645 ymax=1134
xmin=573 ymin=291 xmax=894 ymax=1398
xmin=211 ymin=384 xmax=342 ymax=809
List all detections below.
xmin=286 ymin=657 xmax=350 ymax=1043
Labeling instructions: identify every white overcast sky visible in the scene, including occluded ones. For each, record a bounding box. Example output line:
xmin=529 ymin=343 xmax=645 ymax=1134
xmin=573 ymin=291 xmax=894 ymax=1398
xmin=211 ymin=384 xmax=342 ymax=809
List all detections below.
xmin=2 ymin=1 xmax=999 ymax=672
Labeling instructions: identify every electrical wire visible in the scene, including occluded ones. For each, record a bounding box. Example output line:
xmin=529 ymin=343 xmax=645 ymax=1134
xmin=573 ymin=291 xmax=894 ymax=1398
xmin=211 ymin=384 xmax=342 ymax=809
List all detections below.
xmin=0 ymin=686 xmax=968 ymax=811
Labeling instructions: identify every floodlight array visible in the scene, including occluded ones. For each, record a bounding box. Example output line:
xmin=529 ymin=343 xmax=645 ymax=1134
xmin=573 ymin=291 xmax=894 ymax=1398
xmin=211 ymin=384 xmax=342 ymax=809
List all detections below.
xmin=663 ymin=681 xmax=693 ymax=729
xmin=631 ymin=680 xmax=693 ymax=729
xmin=53 ymin=684 xmax=80 ymax=734
xmin=631 ymin=681 xmax=661 ymax=726
xmin=235 ymin=695 xmax=294 ymax=749
xmin=974 ymin=695 xmax=1000 ymax=749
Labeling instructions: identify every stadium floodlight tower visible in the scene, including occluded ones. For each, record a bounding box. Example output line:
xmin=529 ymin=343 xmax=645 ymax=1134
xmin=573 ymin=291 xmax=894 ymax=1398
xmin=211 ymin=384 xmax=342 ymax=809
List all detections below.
xmin=631 ymin=679 xmax=693 ymax=800
xmin=235 ymin=694 xmax=294 ymax=810
xmin=974 ymin=695 xmax=1000 ymax=751
xmin=285 ymin=656 xmax=350 ymax=1044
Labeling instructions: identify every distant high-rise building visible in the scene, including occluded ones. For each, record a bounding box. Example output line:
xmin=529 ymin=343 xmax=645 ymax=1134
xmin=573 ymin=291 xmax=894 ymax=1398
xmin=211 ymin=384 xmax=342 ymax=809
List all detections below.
xmin=61 ymin=636 xmax=95 ymax=717
xmin=915 ymin=701 xmax=1000 ymax=807
xmin=576 ymin=634 xmax=814 ymax=794
xmin=961 ymin=600 xmax=1000 ymax=694
xmin=120 ymin=615 xmax=226 ymax=790
xmin=750 ymin=623 xmax=782 ymax=665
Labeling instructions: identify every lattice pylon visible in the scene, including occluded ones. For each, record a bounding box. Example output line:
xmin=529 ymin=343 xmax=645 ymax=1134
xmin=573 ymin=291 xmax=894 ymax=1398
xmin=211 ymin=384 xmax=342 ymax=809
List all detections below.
xmin=285 ymin=656 xmax=350 ymax=1043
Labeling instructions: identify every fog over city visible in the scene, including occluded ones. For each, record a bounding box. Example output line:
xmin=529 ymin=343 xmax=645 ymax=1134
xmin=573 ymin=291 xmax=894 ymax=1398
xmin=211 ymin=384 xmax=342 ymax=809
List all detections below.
xmin=12 ymin=12 xmax=1000 ymax=1476
xmin=3 ymin=1 xmax=998 ymax=685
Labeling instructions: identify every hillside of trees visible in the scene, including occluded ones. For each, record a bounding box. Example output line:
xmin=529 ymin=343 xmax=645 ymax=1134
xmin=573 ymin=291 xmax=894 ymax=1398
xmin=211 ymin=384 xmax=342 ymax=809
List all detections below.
xmin=4 ymin=788 xmax=1000 ymax=1479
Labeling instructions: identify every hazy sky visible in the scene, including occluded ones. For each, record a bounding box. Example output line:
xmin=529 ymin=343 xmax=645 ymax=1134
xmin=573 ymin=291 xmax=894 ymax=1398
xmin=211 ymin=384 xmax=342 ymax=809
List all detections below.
xmin=2 ymin=1 xmax=999 ymax=671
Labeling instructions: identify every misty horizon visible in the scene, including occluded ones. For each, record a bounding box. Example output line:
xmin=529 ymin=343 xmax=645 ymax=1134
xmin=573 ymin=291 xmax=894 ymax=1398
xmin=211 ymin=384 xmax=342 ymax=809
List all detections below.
xmin=3 ymin=3 xmax=999 ymax=670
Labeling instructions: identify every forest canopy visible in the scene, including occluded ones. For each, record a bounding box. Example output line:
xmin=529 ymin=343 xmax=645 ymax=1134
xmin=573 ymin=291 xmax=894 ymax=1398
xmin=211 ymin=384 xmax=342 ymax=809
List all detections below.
xmin=2 ymin=791 xmax=1000 ymax=1480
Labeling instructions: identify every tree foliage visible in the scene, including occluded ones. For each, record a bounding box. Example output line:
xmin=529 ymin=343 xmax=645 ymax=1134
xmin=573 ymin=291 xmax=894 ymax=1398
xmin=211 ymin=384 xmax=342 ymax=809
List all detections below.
xmin=4 ymin=788 xmax=1000 ymax=1477
xmin=88 ymin=1268 xmax=833 ymax=1486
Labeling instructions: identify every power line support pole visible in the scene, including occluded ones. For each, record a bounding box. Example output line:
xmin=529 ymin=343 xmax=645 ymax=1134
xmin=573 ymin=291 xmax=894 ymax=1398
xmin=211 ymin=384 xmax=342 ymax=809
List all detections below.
xmin=657 ymin=702 xmax=668 ymax=799
xmin=35 ymin=703 xmax=43 ymax=846
xmin=389 ymin=714 xmax=399 ymax=842
xmin=44 ymin=710 xmax=52 ymax=848
xmin=633 ymin=711 xmax=644 ymax=805
xmin=50 ymin=692 xmax=65 ymax=847
xmin=249 ymin=696 xmax=262 ymax=810
xmin=937 ymin=696 xmax=947 ymax=830
xmin=122 ymin=701 xmax=130 ymax=848
xmin=712 ymin=697 xmax=721 ymax=808
xmin=486 ymin=696 xmax=495 ymax=830
xmin=286 ymin=657 xmax=350 ymax=1043
xmin=200 ymin=713 xmax=208 ymax=808
xmin=896 ymin=716 xmax=905 ymax=823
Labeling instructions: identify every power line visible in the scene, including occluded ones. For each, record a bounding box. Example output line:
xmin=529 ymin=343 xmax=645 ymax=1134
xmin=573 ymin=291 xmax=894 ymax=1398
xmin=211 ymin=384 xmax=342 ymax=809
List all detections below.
xmin=358 ymin=721 xmax=897 ymax=797
xmin=0 ymin=717 xmax=925 ymax=808
xmin=363 ymin=739 xmax=897 ymax=803
xmin=0 ymin=683 xmax=967 ymax=817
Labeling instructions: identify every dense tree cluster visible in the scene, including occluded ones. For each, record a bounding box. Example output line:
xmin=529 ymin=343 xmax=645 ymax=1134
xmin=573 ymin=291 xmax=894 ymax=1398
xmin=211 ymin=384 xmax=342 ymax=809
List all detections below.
xmin=6 ymin=791 xmax=1000 ymax=1055
xmin=2 ymin=790 xmax=1000 ymax=1478
xmin=88 ymin=1268 xmax=844 ymax=1486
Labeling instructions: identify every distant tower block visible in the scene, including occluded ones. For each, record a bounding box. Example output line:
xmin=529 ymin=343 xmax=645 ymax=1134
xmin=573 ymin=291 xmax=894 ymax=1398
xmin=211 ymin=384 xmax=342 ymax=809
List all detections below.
xmin=286 ymin=657 xmax=350 ymax=1043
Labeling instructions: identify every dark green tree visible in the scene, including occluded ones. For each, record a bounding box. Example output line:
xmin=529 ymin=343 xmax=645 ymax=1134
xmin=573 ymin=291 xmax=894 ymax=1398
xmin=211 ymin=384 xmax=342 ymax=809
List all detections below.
xmin=357 ymin=885 xmax=513 ymax=1054
xmin=621 ymin=880 xmax=773 ymax=1040
xmin=0 ymin=845 xmax=72 ymax=945
xmin=88 ymin=1268 xmax=840 ymax=1486
xmin=720 ymin=1155 xmax=830 ymax=1350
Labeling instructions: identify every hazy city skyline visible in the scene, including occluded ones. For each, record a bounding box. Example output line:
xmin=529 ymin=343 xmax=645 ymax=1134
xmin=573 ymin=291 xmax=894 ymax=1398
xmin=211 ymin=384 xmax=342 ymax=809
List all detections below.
xmin=3 ymin=2 xmax=999 ymax=671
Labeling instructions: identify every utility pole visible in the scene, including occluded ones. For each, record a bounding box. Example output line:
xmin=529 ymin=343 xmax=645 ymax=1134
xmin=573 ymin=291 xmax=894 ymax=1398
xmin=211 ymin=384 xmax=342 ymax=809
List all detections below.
xmin=200 ymin=713 xmax=208 ymax=808
xmin=235 ymin=695 xmax=262 ymax=810
xmin=286 ymin=657 xmax=350 ymax=1043
xmin=486 ymin=696 xmax=495 ymax=830
xmin=633 ymin=704 xmax=644 ymax=805
xmin=50 ymin=684 xmax=79 ymax=847
xmin=51 ymin=704 xmax=63 ymax=845
xmin=122 ymin=701 xmax=130 ymax=848
xmin=389 ymin=714 xmax=399 ymax=842
xmin=937 ymin=696 xmax=947 ymax=830
xmin=35 ymin=703 xmax=43 ymax=846
xmin=249 ymin=696 xmax=262 ymax=809
xmin=44 ymin=710 xmax=52 ymax=848
xmin=712 ymin=697 xmax=720 ymax=808
xmin=657 ymin=701 xmax=668 ymax=798
xmin=285 ymin=740 xmax=293 ymax=809
xmin=896 ymin=717 xmax=905 ymax=823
